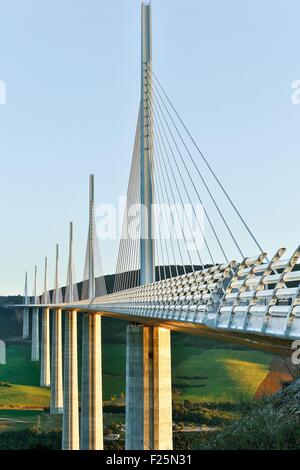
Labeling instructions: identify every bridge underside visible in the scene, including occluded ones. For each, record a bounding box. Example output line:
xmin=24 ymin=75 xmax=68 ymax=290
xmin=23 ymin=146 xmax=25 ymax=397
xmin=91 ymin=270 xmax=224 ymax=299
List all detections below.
xmin=19 ymin=302 xmax=291 ymax=355
xmin=77 ymin=309 xmax=293 ymax=356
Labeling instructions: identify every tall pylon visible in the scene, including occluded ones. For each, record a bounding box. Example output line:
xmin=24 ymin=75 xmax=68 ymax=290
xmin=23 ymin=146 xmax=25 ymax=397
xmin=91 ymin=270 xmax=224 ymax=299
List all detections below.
xmin=80 ymin=174 xmax=103 ymax=450
xmin=62 ymin=222 xmax=79 ymax=450
xmin=82 ymin=174 xmax=106 ymax=299
xmin=31 ymin=265 xmax=40 ymax=361
xmin=42 ymin=257 xmax=50 ymax=304
xmin=40 ymin=257 xmax=50 ymax=387
xmin=65 ymin=222 xmax=78 ymax=303
xmin=126 ymin=3 xmax=173 ymax=451
xmin=50 ymin=243 xmax=63 ymax=414
xmin=53 ymin=244 xmax=63 ymax=304
xmin=140 ymin=1 xmax=155 ymax=286
xmin=22 ymin=271 xmax=30 ymax=339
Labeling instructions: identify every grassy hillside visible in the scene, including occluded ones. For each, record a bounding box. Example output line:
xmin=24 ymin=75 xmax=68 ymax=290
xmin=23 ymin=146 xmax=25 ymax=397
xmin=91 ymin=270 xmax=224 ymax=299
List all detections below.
xmin=0 ymin=304 xmax=282 ymax=409
xmin=0 ymin=333 xmax=273 ymax=407
xmin=172 ymin=346 xmax=271 ymax=402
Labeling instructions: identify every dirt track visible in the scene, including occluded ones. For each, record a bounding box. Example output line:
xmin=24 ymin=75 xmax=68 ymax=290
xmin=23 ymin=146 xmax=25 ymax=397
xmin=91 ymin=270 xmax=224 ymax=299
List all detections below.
xmin=255 ymin=356 xmax=294 ymax=399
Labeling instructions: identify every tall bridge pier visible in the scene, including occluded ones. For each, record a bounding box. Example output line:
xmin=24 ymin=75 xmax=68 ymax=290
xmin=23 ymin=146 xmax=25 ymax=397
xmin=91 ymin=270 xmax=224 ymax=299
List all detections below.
xmin=50 ymin=245 xmax=63 ymax=414
xmin=80 ymin=313 xmax=103 ymax=449
xmin=62 ymin=222 xmax=80 ymax=450
xmin=62 ymin=310 xmax=79 ymax=450
xmin=126 ymin=325 xmax=172 ymax=450
xmin=40 ymin=307 xmax=50 ymax=387
xmin=31 ymin=265 xmax=39 ymax=362
xmin=22 ymin=272 xmax=29 ymax=339
xmin=50 ymin=308 xmax=63 ymax=414
xmin=40 ymin=258 xmax=50 ymax=387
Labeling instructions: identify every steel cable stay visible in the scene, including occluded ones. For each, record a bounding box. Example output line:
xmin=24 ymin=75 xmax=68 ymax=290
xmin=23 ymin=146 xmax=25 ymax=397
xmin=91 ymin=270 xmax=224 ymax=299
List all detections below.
xmin=123 ymin=148 xmax=141 ymax=291
xmin=150 ymin=141 xmax=174 ymax=280
xmin=149 ymin=92 xmax=218 ymax=266
xmin=149 ymin=75 xmax=242 ymax=263
xmin=151 ymin=128 xmax=187 ymax=275
xmin=150 ymin=116 xmax=198 ymax=272
xmin=114 ymin=114 xmax=141 ymax=292
xmin=149 ymin=119 xmax=184 ymax=278
xmin=148 ymin=78 xmax=230 ymax=265
xmin=149 ymin=100 xmax=204 ymax=271
xmin=146 ymin=64 xmax=265 ymax=259
xmin=125 ymin=143 xmax=141 ymax=290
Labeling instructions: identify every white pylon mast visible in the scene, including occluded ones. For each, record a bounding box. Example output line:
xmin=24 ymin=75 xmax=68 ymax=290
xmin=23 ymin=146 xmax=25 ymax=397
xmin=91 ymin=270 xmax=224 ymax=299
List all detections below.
xmin=66 ymin=221 xmax=78 ymax=302
xmin=32 ymin=265 xmax=39 ymax=304
xmin=53 ymin=244 xmax=62 ymax=304
xmin=24 ymin=271 xmax=29 ymax=306
xmin=43 ymin=257 xmax=50 ymax=304
xmin=88 ymin=174 xmax=95 ymax=299
xmin=140 ymin=2 xmax=155 ymax=285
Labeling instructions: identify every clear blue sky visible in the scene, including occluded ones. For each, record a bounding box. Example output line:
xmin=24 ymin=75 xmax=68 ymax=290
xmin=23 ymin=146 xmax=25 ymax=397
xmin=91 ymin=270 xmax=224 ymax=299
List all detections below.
xmin=0 ymin=0 xmax=299 ymax=295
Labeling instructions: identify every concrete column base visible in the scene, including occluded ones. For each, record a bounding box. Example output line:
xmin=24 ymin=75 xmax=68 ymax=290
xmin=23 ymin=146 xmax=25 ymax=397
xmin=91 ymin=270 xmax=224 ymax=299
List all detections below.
xmin=22 ymin=307 xmax=29 ymax=339
xmin=80 ymin=313 xmax=103 ymax=450
xmin=40 ymin=308 xmax=50 ymax=387
xmin=125 ymin=324 xmax=173 ymax=450
xmin=62 ymin=311 xmax=79 ymax=450
xmin=50 ymin=309 xmax=63 ymax=414
xmin=31 ymin=308 xmax=39 ymax=362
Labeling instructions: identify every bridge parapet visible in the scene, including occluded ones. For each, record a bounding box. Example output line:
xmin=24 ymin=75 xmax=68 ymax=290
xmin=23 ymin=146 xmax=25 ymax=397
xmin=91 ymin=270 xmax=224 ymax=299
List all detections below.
xmin=83 ymin=246 xmax=300 ymax=342
xmin=12 ymin=247 xmax=300 ymax=343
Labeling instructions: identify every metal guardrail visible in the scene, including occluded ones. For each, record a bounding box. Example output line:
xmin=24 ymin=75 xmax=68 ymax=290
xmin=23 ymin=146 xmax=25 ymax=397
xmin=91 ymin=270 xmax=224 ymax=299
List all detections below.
xmin=13 ymin=246 xmax=300 ymax=346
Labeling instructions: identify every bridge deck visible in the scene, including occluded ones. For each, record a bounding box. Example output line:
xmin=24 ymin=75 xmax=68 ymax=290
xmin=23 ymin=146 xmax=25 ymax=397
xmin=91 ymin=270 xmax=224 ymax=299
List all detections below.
xmin=13 ymin=246 xmax=300 ymax=356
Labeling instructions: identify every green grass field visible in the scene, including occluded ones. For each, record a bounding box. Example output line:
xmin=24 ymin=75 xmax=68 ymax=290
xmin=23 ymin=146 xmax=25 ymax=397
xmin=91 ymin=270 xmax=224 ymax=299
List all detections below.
xmin=0 ymin=410 xmax=61 ymax=433
xmin=0 ymin=340 xmax=273 ymax=408
xmin=0 ymin=343 xmax=50 ymax=409
xmin=172 ymin=346 xmax=272 ymax=402
xmin=103 ymin=343 xmax=273 ymax=403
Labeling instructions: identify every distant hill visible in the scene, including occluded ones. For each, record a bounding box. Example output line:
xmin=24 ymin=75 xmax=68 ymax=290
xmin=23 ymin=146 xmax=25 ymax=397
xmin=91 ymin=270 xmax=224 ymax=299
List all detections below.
xmin=0 ymin=306 xmax=22 ymax=339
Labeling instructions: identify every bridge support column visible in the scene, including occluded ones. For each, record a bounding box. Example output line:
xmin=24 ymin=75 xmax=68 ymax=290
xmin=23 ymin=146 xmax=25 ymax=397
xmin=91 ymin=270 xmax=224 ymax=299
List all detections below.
xmin=62 ymin=311 xmax=79 ymax=450
xmin=125 ymin=324 xmax=173 ymax=450
xmin=31 ymin=308 xmax=39 ymax=362
xmin=40 ymin=308 xmax=50 ymax=387
xmin=50 ymin=309 xmax=63 ymax=414
xmin=80 ymin=313 xmax=103 ymax=450
xmin=22 ymin=307 xmax=29 ymax=339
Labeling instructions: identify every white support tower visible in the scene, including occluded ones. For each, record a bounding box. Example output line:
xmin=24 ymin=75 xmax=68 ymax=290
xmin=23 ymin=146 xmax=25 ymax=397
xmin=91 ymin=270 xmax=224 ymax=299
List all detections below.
xmin=140 ymin=1 xmax=155 ymax=286
xmin=62 ymin=222 xmax=79 ymax=450
xmin=22 ymin=271 xmax=30 ymax=339
xmin=51 ymin=244 xmax=63 ymax=414
xmin=40 ymin=257 xmax=50 ymax=387
xmin=31 ymin=265 xmax=39 ymax=362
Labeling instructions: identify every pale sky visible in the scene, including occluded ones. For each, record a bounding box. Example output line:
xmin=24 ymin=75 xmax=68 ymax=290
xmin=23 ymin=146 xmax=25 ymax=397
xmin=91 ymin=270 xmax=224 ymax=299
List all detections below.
xmin=0 ymin=0 xmax=299 ymax=295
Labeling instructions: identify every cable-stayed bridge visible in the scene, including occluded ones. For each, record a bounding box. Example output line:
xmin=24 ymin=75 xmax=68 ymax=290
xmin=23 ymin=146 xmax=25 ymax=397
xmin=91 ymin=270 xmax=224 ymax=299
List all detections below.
xmin=12 ymin=2 xmax=300 ymax=451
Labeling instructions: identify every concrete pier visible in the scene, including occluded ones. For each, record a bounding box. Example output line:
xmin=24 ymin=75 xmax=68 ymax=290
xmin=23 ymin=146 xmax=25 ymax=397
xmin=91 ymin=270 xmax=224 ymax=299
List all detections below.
xmin=22 ymin=307 xmax=29 ymax=339
xmin=125 ymin=324 xmax=173 ymax=450
xmin=40 ymin=308 xmax=50 ymax=387
xmin=50 ymin=309 xmax=63 ymax=414
xmin=80 ymin=313 xmax=103 ymax=450
xmin=62 ymin=311 xmax=79 ymax=450
xmin=31 ymin=308 xmax=39 ymax=362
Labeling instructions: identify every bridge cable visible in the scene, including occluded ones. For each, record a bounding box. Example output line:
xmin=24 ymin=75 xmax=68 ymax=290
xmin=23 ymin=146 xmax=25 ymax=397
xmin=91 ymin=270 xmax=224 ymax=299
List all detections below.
xmin=149 ymin=95 xmax=205 ymax=270
xmin=148 ymin=116 xmax=184 ymax=278
xmin=147 ymin=65 xmax=265 ymax=257
xmin=148 ymin=73 xmax=230 ymax=264
xmin=150 ymin=135 xmax=176 ymax=280
xmin=150 ymin=91 xmax=218 ymax=266
xmin=149 ymin=75 xmax=240 ymax=262
xmin=149 ymin=105 xmax=199 ymax=272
